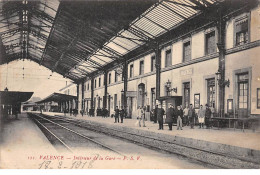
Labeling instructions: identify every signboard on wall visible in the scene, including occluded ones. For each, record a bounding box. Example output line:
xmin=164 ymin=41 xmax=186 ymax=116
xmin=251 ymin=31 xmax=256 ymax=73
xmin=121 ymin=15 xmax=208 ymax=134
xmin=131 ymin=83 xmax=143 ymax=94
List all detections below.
xmin=180 ymin=68 xmax=193 ymax=76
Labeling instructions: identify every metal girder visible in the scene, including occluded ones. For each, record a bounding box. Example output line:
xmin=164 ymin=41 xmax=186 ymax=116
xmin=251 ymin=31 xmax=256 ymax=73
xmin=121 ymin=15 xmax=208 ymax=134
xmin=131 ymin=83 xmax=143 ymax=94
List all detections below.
xmin=65 ymin=54 xmax=82 ymax=64
xmin=162 ymin=0 xmax=202 ymax=10
xmin=160 ymin=2 xmax=187 ymax=20
xmin=0 ymin=14 xmax=18 ymax=23
xmin=28 ymin=44 xmax=44 ymax=52
xmin=75 ymin=42 xmax=94 ymax=54
xmin=30 ymin=8 xmax=54 ymax=24
xmin=142 ymin=15 xmax=169 ymax=32
xmin=92 ymin=55 xmax=109 ymax=64
xmin=39 ymin=2 xmax=57 ymax=13
xmin=86 ymin=57 xmax=103 ymax=68
xmin=199 ymin=0 xmax=212 ymax=7
xmin=102 ymin=46 xmax=123 ymax=58
xmin=4 ymin=43 xmax=20 ymax=50
xmin=128 ymin=26 xmax=154 ymax=41
xmin=40 ymin=5 xmax=61 ymax=65
xmin=2 ymin=37 xmax=20 ymax=44
xmin=67 ymin=72 xmax=80 ymax=79
xmin=30 ymin=17 xmax=52 ymax=29
xmin=116 ymin=35 xmax=144 ymax=46
xmin=77 ymin=64 xmax=100 ymax=70
xmin=77 ymin=39 xmax=99 ymax=53
xmin=92 ymin=53 xmax=119 ymax=60
xmin=188 ymin=0 xmax=208 ymax=10
xmin=51 ymin=37 xmax=78 ymax=72
xmin=111 ymin=40 xmax=131 ymax=52
xmin=28 ymin=39 xmax=45 ymax=48
xmin=132 ymin=24 xmax=156 ymax=39
xmin=28 ymin=29 xmax=48 ymax=40
xmin=0 ymin=28 xmax=20 ymax=36
xmin=72 ymin=67 xmax=89 ymax=76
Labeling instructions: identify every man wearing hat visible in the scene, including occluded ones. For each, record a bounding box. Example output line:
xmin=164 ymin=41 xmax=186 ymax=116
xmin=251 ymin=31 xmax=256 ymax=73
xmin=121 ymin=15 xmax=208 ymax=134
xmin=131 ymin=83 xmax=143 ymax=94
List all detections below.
xmin=157 ymin=104 xmax=165 ymax=130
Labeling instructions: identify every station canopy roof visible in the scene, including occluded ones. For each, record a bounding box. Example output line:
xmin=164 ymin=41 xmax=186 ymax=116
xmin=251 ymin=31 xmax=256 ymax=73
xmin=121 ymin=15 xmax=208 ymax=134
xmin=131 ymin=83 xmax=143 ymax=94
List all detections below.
xmin=36 ymin=92 xmax=77 ymax=104
xmin=0 ymin=0 xmax=224 ymax=81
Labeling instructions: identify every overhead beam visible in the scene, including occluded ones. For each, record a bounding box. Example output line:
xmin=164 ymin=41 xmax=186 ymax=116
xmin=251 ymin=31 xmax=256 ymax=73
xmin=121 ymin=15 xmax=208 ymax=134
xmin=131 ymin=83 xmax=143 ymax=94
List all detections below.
xmin=40 ymin=5 xmax=61 ymax=65
xmin=162 ymin=0 xmax=202 ymax=10
xmin=160 ymin=2 xmax=187 ymax=20
xmin=119 ymin=33 xmax=148 ymax=43
xmin=51 ymin=37 xmax=78 ymax=72
xmin=132 ymin=24 xmax=156 ymax=39
xmin=142 ymin=16 xmax=169 ymax=32
xmin=111 ymin=40 xmax=131 ymax=52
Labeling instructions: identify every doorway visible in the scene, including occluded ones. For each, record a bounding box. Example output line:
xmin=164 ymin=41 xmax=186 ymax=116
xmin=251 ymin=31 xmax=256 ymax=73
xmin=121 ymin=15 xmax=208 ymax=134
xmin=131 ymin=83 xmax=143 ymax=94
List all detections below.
xmin=138 ymin=83 xmax=145 ymax=108
xmin=183 ymin=82 xmax=190 ymax=108
xmin=237 ymin=73 xmax=249 ymax=118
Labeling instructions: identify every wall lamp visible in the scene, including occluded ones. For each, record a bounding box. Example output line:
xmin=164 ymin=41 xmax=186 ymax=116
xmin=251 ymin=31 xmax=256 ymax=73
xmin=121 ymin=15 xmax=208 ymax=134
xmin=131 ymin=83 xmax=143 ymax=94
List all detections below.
xmin=166 ymin=79 xmax=177 ymax=93
xmin=215 ymin=69 xmax=230 ymax=87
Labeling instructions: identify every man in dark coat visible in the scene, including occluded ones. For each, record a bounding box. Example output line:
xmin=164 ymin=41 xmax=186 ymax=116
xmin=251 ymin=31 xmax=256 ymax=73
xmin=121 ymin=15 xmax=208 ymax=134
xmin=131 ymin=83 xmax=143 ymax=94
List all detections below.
xmin=157 ymin=104 xmax=165 ymax=130
xmin=205 ymin=104 xmax=212 ymax=129
xmin=188 ymin=104 xmax=196 ymax=129
xmin=165 ymin=104 xmax=175 ymax=130
xmin=153 ymin=105 xmax=158 ymax=123
xmin=120 ymin=106 xmax=125 ymax=123
xmin=114 ymin=106 xmax=119 ymax=123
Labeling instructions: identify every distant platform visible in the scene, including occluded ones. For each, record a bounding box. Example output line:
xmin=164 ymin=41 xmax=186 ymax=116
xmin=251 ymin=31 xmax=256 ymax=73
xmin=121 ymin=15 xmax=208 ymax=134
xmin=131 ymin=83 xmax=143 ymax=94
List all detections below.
xmin=0 ymin=113 xmax=56 ymax=169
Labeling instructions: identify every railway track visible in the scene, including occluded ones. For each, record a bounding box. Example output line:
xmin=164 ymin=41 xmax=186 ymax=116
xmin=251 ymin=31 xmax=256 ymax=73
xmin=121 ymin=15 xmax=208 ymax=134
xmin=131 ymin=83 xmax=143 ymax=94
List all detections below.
xmin=28 ymin=113 xmax=260 ymax=169
xmin=28 ymin=113 xmax=124 ymax=156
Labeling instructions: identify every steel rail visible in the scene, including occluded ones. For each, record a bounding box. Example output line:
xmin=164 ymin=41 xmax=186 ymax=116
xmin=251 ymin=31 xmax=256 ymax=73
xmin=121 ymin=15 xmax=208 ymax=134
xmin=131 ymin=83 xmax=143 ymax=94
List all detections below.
xmin=32 ymin=113 xmax=125 ymax=157
xmin=32 ymin=117 xmax=73 ymax=153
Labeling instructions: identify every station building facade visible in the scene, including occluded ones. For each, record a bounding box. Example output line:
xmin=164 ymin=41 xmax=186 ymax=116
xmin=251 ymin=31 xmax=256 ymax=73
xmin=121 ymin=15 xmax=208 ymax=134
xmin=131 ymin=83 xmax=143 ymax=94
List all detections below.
xmin=59 ymin=83 xmax=77 ymax=112
xmin=77 ymin=4 xmax=260 ymax=119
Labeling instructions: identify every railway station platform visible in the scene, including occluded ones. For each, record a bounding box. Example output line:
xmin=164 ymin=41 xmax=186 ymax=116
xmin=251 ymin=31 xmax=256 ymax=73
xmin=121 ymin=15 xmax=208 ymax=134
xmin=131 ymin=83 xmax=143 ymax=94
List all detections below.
xmin=46 ymin=112 xmax=260 ymax=150
xmin=0 ymin=113 xmax=57 ymax=169
xmin=41 ymin=111 xmax=260 ymax=168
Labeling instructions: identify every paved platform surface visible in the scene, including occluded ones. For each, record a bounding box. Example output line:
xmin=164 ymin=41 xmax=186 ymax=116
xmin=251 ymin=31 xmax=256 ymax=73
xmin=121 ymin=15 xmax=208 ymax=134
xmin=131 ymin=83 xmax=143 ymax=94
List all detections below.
xmin=0 ymin=113 xmax=57 ymax=169
xmin=45 ymin=112 xmax=260 ymax=151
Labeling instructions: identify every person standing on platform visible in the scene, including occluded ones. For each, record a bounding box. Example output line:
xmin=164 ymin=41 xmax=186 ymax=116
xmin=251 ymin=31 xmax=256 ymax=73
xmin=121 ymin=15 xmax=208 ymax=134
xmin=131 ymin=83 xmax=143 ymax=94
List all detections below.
xmin=165 ymin=104 xmax=175 ymax=130
xmin=138 ymin=106 xmax=146 ymax=127
xmin=188 ymin=104 xmax=196 ymax=129
xmin=153 ymin=105 xmax=158 ymax=124
xmin=70 ymin=108 xmax=72 ymax=116
xmin=137 ymin=106 xmax=141 ymax=119
xmin=120 ymin=106 xmax=125 ymax=123
xmin=80 ymin=109 xmax=84 ymax=117
xmin=205 ymin=104 xmax=212 ymax=129
xmin=101 ymin=108 xmax=105 ymax=118
xmin=176 ymin=106 xmax=184 ymax=130
xmin=114 ymin=106 xmax=119 ymax=123
xmin=104 ymin=108 xmax=108 ymax=118
xmin=183 ymin=106 xmax=189 ymax=126
xmin=198 ymin=105 xmax=205 ymax=128
xmin=157 ymin=104 xmax=165 ymax=130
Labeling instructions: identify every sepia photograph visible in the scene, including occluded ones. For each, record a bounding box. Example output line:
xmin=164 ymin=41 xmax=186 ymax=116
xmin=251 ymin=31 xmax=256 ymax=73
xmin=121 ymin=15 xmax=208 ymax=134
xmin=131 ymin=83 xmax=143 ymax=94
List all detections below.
xmin=0 ymin=0 xmax=259 ymax=172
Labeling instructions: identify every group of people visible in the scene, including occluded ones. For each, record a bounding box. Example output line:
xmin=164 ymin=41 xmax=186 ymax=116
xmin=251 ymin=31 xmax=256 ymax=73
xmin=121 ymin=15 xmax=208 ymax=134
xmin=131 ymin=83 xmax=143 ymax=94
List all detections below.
xmin=114 ymin=106 xmax=125 ymax=123
xmin=106 ymin=103 xmax=213 ymax=130
xmin=63 ymin=108 xmax=78 ymax=117
xmin=152 ymin=103 xmax=212 ymax=130
xmin=152 ymin=104 xmax=184 ymax=130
